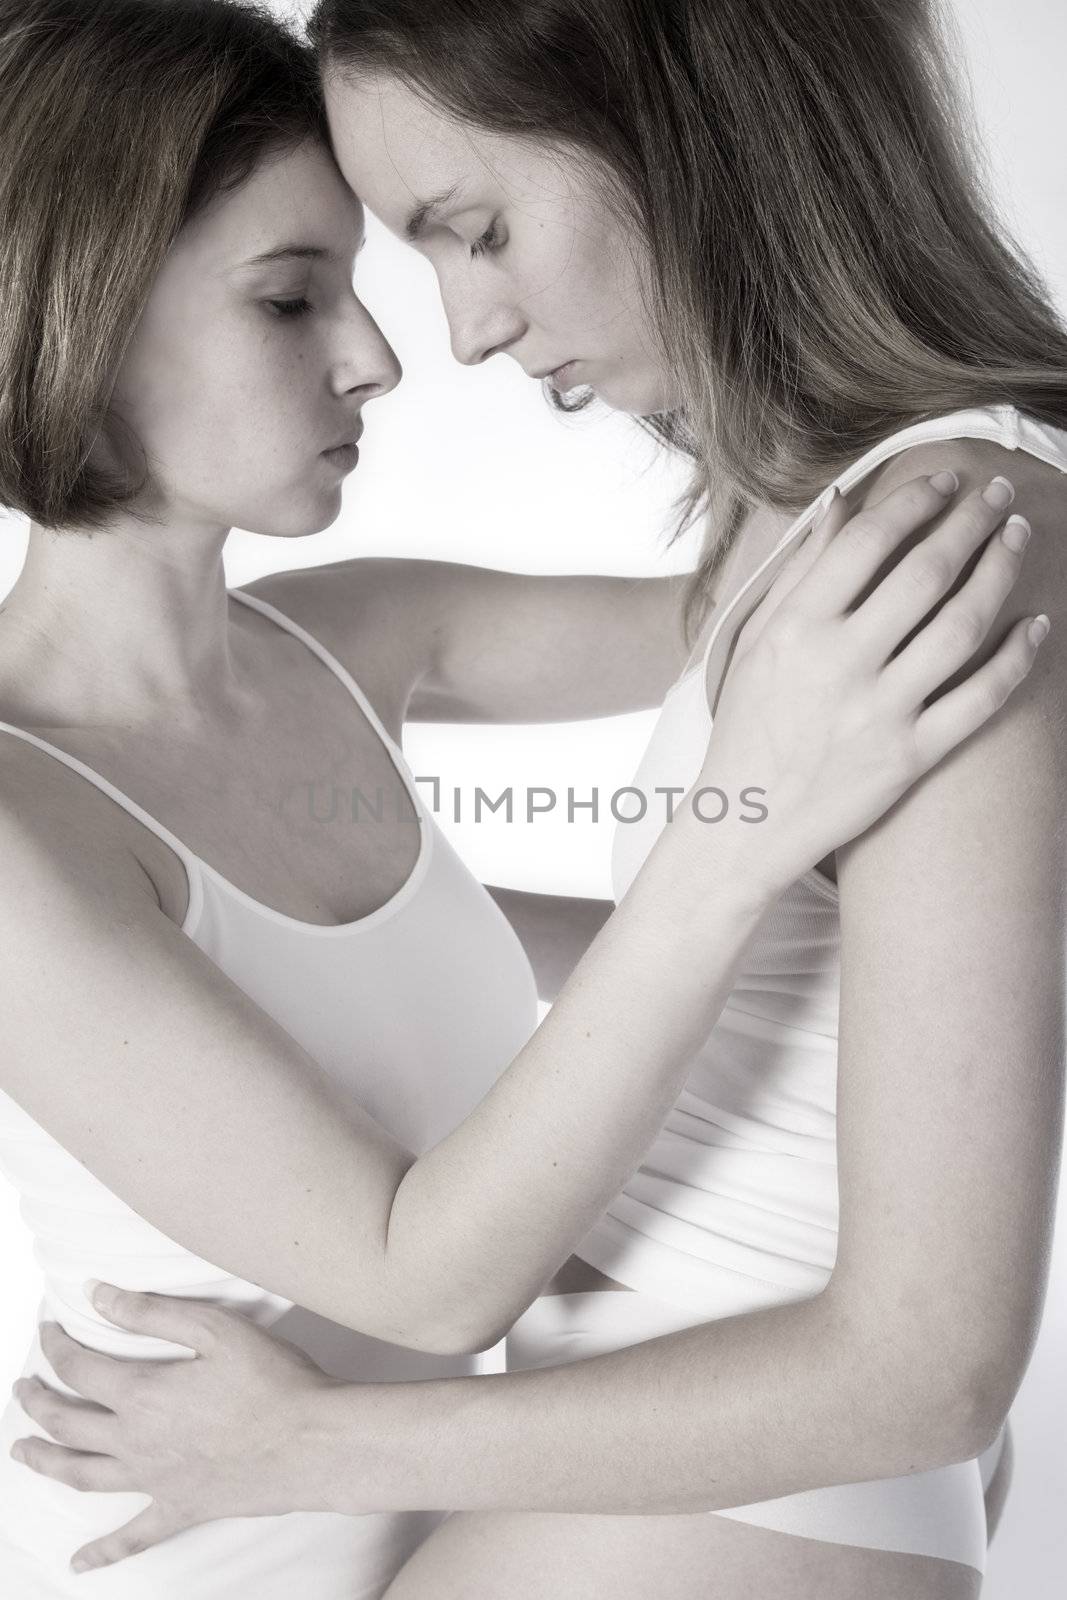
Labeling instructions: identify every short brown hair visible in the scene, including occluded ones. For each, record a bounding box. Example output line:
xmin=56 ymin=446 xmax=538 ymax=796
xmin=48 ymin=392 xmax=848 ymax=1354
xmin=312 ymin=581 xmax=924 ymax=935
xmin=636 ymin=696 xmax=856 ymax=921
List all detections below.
xmin=0 ymin=0 xmax=328 ymax=530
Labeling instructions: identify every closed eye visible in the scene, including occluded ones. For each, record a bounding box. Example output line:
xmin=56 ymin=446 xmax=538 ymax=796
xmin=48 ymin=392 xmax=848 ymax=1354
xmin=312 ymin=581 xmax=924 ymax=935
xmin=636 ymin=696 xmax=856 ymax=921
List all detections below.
xmin=469 ymin=221 xmax=504 ymax=261
xmin=267 ymin=297 xmax=313 ymax=318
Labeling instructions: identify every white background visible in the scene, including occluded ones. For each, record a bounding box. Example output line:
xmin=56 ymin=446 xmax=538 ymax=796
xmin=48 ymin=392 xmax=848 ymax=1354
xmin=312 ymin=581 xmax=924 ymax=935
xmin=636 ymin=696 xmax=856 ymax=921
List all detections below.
xmin=0 ymin=0 xmax=1063 ymax=1590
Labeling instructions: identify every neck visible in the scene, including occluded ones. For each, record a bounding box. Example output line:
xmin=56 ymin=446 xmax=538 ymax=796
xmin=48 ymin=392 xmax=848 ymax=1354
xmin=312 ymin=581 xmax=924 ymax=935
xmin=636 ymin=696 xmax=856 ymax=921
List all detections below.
xmin=0 ymin=511 xmax=256 ymax=733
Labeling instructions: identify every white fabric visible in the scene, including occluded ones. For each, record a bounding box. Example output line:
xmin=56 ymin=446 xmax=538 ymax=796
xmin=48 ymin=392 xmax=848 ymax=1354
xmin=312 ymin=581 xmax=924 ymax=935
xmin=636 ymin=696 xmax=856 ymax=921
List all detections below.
xmin=575 ymin=404 xmax=1067 ymax=1314
xmin=0 ymin=588 xmax=538 ymax=1597
xmin=547 ymin=404 xmax=1067 ymax=1571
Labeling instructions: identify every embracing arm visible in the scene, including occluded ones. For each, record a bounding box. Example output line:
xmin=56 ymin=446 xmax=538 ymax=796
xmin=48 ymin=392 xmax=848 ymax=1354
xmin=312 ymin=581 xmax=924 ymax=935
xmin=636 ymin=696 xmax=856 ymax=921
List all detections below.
xmin=245 ymin=556 xmax=693 ymax=724
xmin=310 ymin=442 xmax=1066 ymax=1511
xmin=13 ymin=463 xmax=1057 ymax=1554
xmin=0 ymin=785 xmax=769 ymax=1359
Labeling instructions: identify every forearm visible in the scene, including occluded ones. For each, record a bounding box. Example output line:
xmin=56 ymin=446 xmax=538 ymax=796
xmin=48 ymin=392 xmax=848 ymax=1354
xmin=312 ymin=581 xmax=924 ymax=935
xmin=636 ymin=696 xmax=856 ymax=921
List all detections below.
xmin=385 ymin=809 xmax=775 ymax=1349
xmin=485 ymin=886 xmax=614 ymax=1002
xmin=316 ymin=1289 xmax=983 ymax=1516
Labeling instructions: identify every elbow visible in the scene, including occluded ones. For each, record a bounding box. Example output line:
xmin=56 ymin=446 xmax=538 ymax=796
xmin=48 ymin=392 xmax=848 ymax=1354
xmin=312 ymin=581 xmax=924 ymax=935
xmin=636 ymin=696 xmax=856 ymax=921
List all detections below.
xmin=825 ymin=1290 xmax=1021 ymax=1473
xmin=918 ymin=1319 xmax=1036 ymax=1466
xmin=431 ymin=1324 xmax=508 ymax=1358
xmin=880 ymin=1355 xmax=1021 ymax=1472
xmin=367 ymin=1301 xmax=509 ymax=1359
xmin=938 ymin=1355 xmax=1024 ymax=1465
xmin=400 ymin=1321 xmax=505 ymax=1359
xmin=421 ymin=1304 xmax=513 ymax=1357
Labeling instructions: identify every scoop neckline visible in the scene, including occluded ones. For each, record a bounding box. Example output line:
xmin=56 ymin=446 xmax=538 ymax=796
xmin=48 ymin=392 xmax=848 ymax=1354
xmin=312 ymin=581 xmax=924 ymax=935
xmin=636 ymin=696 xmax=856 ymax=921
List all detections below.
xmin=0 ymin=590 xmax=435 ymax=939
xmin=187 ymin=588 xmax=435 ymax=936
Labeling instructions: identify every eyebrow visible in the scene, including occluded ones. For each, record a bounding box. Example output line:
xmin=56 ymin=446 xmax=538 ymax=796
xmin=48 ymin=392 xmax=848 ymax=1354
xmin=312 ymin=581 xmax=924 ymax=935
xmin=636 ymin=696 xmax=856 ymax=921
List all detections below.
xmin=232 ymin=239 xmax=366 ymax=271
xmin=404 ymin=184 xmax=463 ymax=242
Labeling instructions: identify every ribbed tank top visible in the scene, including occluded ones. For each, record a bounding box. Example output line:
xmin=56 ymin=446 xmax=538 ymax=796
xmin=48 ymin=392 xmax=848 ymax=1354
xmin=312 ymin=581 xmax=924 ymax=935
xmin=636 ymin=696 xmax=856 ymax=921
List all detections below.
xmin=0 ymin=587 xmax=539 ymax=1598
xmin=572 ymin=404 xmax=1067 ymax=1312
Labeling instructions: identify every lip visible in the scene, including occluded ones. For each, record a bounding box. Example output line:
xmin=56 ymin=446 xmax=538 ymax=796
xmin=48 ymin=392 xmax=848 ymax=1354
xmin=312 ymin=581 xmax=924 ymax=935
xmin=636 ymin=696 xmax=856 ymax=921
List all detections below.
xmin=530 ymin=360 xmax=581 ymax=387
xmin=321 ymin=426 xmax=363 ymax=470
xmin=321 ymin=441 xmax=360 ymax=470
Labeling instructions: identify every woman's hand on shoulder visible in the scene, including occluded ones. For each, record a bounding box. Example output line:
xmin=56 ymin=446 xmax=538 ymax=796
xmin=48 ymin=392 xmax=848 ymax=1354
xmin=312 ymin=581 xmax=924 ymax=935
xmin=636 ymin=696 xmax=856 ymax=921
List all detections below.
xmin=691 ymin=460 xmax=1048 ymax=895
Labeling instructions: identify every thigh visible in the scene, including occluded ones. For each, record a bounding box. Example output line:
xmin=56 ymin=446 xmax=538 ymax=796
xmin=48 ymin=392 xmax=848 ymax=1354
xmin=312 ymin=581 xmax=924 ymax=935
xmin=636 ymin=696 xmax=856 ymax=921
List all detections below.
xmin=379 ymin=1508 xmax=982 ymax=1600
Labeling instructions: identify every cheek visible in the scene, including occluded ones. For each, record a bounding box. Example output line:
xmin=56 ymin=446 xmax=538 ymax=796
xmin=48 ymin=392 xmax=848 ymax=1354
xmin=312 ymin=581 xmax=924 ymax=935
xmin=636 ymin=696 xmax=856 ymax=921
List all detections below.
xmin=532 ymin=221 xmax=645 ymax=342
xmin=116 ymin=321 xmax=324 ymax=504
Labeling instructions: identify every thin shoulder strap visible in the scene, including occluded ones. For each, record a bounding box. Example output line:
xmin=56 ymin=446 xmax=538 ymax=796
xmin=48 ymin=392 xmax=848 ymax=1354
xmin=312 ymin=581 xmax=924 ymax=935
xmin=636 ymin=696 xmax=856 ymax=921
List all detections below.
xmin=229 ymin=587 xmax=409 ymax=769
xmin=689 ymin=403 xmax=1055 ymax=686
xmin=0 ymin=717 xmax=205 ymax=903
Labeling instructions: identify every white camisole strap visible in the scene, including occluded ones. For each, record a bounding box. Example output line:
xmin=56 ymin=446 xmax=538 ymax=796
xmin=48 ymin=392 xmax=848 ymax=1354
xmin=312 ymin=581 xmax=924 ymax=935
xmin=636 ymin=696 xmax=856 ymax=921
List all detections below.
xmin=679 ymin=402 xmax=1064 ymax=696
xmin=0 ymin=584 xmax=429 ymax=934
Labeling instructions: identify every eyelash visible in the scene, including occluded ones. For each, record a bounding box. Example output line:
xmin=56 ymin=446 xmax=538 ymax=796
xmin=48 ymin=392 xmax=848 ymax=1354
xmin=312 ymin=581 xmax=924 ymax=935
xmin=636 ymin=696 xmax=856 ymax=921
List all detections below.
xmin=468 ymin=221 xmax=503 ymax=261
xmin=267 ymin=297 xmax=313 ymax=319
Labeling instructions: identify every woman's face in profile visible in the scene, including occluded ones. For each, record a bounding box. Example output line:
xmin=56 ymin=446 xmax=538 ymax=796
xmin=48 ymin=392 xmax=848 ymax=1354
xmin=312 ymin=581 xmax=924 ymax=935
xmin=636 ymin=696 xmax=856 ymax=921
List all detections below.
xmin=324 ymin=70 xmax=680 ymax=418
xmin=106 ymin=137 xmax=401 ymax=538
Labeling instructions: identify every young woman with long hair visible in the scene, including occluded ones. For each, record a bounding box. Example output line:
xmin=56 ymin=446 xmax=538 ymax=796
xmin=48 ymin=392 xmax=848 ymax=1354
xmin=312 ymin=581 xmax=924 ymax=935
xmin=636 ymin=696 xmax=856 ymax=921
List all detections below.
xmin=7 ymin=1 xmax=1065 ymax=1596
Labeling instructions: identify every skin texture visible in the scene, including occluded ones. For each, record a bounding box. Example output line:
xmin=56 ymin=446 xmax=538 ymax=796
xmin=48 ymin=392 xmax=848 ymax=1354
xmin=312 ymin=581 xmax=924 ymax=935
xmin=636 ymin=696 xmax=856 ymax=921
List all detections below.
xmin=7 ymin=468 xmax=1054 ymax=1594
xmin=11 ymin=85 xmax=1047 ymax=1396
xmin=2 ymin=137 xmax=399 ymax=732
xmin=103 ymin=149 xmax=399 ymax=543
xmin=323 ymin=70 xmax=676 ymax=414
xmin=4 ymin=76 xmax=1063 ymax=1596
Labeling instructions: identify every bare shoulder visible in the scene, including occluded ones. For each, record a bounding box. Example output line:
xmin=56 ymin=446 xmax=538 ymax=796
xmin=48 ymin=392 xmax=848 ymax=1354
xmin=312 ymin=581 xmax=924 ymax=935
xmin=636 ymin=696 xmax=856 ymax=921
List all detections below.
xmin=859 ymin=430 xmax=1067 ymax=574
xmin=235 ymin=555 xmax=459 ymax=725
xmin=835 ymin=425 xmax=1067 ymax=901
xmin=854 ymin=428 xmax=1067 ymax=686
xmin=0 ymin=739 xmax=162 ymax=931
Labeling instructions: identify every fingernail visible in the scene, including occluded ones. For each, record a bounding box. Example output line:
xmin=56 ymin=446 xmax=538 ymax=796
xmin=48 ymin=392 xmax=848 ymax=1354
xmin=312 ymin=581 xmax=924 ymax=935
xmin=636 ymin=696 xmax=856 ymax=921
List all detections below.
xmin=929 ymin=470 xmax=959 ymax=494
xmin=1029 ymin=614 xmax=1050 ymax=646
xmin=83 ymin=1278 xmax=104 ymax=1301
xmin=982 ymin=476 xmax=1015 ymax=509
xmin=71 ymin=1555 xmax=92 ymax=1574
xmin=10 ymin=1441 xmax=25 ymax=1463
xmin=1001 ymin=514 xmax=1031 ymax=553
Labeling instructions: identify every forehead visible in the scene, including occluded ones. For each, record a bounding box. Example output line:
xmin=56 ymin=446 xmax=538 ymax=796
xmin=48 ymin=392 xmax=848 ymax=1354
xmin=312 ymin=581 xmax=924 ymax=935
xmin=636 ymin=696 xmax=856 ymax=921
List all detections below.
xmin=175 ymin=138 xmax=365 ymax=272
xmin=323 ymin=71 xmax=552 ymax=228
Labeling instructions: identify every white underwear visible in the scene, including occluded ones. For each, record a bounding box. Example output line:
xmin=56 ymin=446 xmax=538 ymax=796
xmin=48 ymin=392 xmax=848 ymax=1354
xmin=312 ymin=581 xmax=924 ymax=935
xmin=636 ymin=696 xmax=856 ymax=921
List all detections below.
xmin=506 ymin=1290 xmax=1006 ymax=1576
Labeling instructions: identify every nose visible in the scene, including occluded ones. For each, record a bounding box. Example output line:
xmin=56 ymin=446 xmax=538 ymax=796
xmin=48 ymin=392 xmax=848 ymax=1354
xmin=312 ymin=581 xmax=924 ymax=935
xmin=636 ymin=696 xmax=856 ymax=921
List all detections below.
xmin=332 ymin=297 xmax=403 ymax=401
xmin=439 ymin=276 xmax=526 ymax=368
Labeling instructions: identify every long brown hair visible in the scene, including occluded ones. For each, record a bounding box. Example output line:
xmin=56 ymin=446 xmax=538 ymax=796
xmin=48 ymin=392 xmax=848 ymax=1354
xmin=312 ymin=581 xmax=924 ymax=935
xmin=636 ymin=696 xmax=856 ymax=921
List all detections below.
xmin=0 ymin=0 xmax=329 ymax=531
xmin=308 ymin=0 xmax=1067 ymax=635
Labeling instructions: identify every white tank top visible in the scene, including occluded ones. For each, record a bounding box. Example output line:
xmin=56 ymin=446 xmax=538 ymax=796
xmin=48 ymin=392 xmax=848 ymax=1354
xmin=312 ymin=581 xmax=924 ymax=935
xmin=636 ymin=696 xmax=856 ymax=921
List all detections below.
xmin=0 ymin=588 xmax=539 ymax=1597
xmin=572 ymin=403 xmax=1067 ymax=1312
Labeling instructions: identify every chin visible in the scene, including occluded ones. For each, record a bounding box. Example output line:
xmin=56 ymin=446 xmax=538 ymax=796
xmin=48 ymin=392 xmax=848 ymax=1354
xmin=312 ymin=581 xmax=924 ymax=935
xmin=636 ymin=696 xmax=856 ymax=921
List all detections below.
xmin=237 ymin=498 xmax=343 ymax=540
xmin=595 ymin=372 xmax=678 ymax=418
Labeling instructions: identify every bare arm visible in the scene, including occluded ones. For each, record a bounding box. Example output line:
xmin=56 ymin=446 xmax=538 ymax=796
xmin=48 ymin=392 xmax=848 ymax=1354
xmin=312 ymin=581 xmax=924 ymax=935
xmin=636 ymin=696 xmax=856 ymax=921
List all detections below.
xmin=485 ymin=886 xmax=613 ymax=1002
xmin=245 ymin=557 xmax=693 ymax=724
xmin=319 ymin=441 xmax=1067 ymax=1509
xmin=12 ymin=466 xmax=1059 ymax=1570
xmin=305 ymin=454 xmax=1066 ymax=1517
xmin=2 ymin=788 xmax=769 ymax=1358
